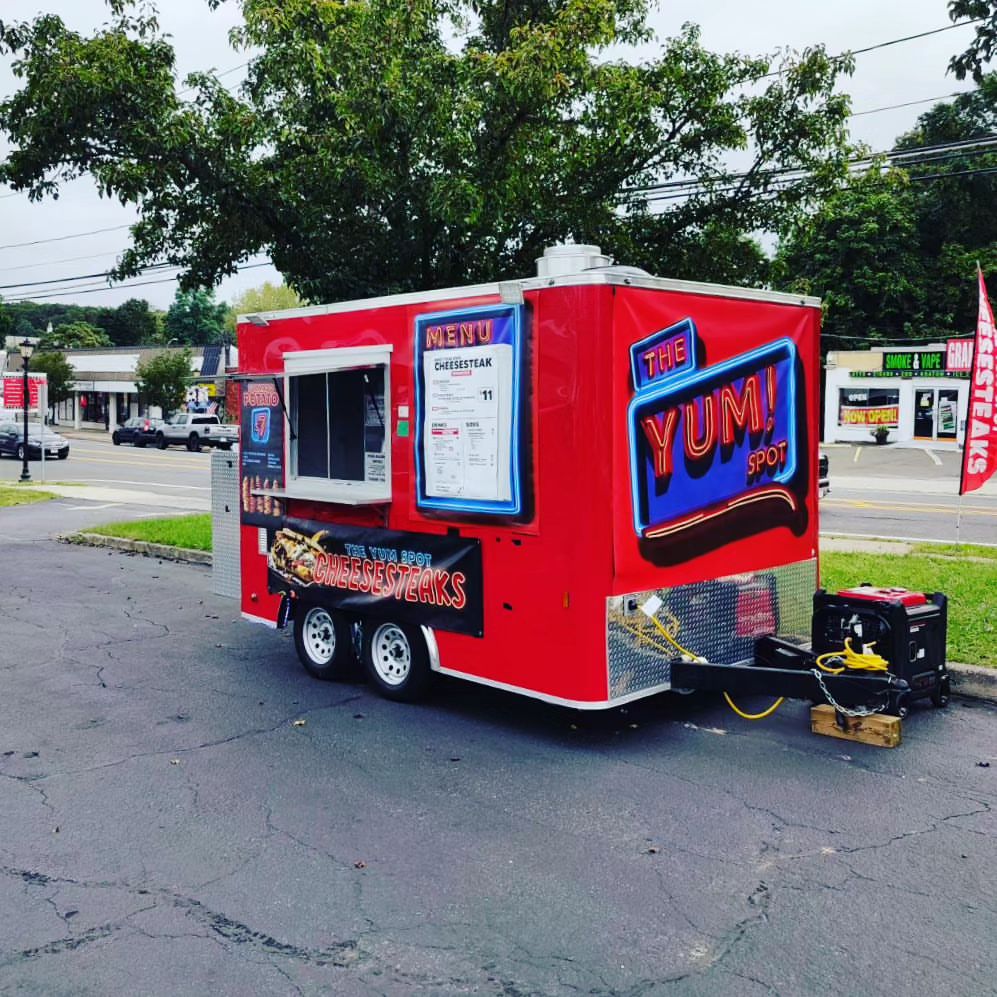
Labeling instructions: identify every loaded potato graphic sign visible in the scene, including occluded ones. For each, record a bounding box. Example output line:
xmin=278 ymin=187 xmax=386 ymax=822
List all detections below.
xmin=268 ymin=518 xmax=484 ymax=636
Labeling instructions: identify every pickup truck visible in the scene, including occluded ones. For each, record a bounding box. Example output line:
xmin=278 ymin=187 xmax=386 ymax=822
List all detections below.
xmin=155 ymin=413 xmax=239 ymax=452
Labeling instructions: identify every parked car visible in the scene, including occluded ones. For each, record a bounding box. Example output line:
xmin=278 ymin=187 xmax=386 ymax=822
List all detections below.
xmin=156 ymin=412 xmax=239 ymax=451
xmin=818 ymin=451 xmax=830 ymax=497
xmin=112 ymin=416 xmax=163 ymax=448
xmin=0 ymin=423 xmax=70 ymax=460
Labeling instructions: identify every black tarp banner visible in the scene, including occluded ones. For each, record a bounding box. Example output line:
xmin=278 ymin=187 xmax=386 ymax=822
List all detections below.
xmin=267 ymin=518 xmax=484 ymax=636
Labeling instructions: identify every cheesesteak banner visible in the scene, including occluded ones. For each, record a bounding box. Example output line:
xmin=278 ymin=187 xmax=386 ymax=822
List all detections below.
xmin=960 ymin=269 xmax=997 ymax=495
xmin=268 ymin=518 xmax=484 ymax=636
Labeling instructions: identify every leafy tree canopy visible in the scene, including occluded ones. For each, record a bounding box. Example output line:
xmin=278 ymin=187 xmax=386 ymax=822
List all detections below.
xmin=135 ymin=348 xmax=193 ymax=414
xmin=29 ymin=350 xmax=75 ymax=406
xmin=98 ymin=297 xmax=161 ymax=346
xmin=164 ymin=287 xmax=228 ymax=345
xmin=773 ymin=169 xmax=928 ymax=353
xmin=40 ymin=321 xmax=112 ymax=350
xmin=225 ymin=281 xmax=305 ymax=335
xmin=949 ymin=0 xmax=997 ymax=81
xmin=0 ymin=0 xmax=855 ymax=300
xmin=0 ymin=299 xmax=165 ymax=346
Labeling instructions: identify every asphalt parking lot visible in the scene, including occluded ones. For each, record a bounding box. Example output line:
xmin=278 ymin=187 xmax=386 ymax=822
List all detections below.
xmin=1 ymin=524 xmax=994 ymax=996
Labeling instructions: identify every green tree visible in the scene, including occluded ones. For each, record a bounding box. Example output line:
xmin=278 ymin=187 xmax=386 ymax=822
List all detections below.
xmin=0 ymin=1 xmax=855 ymax=300
xmin=773 ymin=170 xmax=928 ymax=353
xmin=135 ymin=348 xmax=193 ymax=414
xmin=164 ymin=288 xmax=228 ymax=345
xmin=225 ymin=281 xmax=305 ymax=336
xmin=40 ymin=321 xmax=112 ymax=350
xmin=0 ymin=299 xmax=13 ymax=343
xmin=949 ymin=0 xmax=997 ymax=81
xmin=893 ymin=75 xmax=997 ymax=253
xmin=29 ymin=351 xmax=75 ymax=408
xmin=98 ymin=298 xmax=162 ymax=346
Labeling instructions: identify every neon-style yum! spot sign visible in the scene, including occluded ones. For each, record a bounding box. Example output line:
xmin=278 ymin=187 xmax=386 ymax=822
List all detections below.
xmin=627 ymin=319 xmax=800 ymax=540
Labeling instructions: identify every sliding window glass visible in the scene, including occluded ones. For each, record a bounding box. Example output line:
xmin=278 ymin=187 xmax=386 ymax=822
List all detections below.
xmin=285 ymin=349 xmax=391 ymax=503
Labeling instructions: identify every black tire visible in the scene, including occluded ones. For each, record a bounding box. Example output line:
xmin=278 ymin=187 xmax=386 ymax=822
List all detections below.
xmin=57 ymin=451 xmax=68 ymax=460
xmin=187 ymin=433 xmax=201 ymax=452
xmin=156 ymin=432 xmax=167 ymax=449
xmin=16 ymin=443 xmax=26 ymax=461
xmin=293 ymin=605 xmax=355 ymax=681
xmin=112 ymin=432 xmax=121 ymax=445
xmin=931 ymin=675 xmax=951 ymax=709
xmin=361 ymin=620 xmax=433 ymax=702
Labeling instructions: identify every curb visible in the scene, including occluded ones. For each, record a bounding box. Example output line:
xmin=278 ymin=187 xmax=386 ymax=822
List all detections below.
xmin=65 ymin=532 xmax=212 ymax=566
xmin=948 ymin=662 xmax=997 ymax=705
xmin=62 ymin=534 xmax=997 ymax=705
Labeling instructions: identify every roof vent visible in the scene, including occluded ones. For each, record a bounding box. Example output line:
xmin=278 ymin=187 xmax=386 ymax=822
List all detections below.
xmin=536 ymin=243 xmax=612 ymax=278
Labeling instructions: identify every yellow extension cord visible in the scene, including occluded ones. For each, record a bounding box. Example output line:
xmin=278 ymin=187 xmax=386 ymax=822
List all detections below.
xmin=642 ymin=610 xmax=890 ymax=721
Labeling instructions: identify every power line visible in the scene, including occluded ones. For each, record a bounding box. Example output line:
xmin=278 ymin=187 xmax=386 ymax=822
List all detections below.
xmin=0 ymin=224 xmax=133 ymax=252
xmin=758 ymin=17 xmax=985 ymax=78
xmin=851 ymin=90 xmax=972 ymax=118
xmin=849 ymin=19 xmax=983 ymax=57
xmin=625 ymin=133 xmax=997 ymax=201
xmin=0 ymin=263 xmax=178 ymax=292
xmin=0 ymin=249 xmax=129 ymax=274
xmin=10 ymin=260 xmax=274 ymax=302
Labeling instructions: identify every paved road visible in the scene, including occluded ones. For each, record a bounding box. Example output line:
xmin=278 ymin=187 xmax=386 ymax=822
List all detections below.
xmin=821 ymin=444 xmax=997 ymax=546
xmin=0 ymin=505 xmax=994 ymax=996
xmin=0 ymin=430 xmax=211 ymax=512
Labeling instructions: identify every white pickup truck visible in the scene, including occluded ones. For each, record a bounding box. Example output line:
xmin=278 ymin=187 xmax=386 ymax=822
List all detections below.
xmin=156 ymin=413 xmax=239 ymax=452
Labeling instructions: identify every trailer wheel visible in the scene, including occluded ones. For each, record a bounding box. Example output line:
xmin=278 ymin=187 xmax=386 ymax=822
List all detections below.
xmin=362 ymin=621 xmax=432 ymax=702
xmin=931 ymin=675 xmax=951 ymax=708
xmin=293 ymin=605 xmax=354 ymax=681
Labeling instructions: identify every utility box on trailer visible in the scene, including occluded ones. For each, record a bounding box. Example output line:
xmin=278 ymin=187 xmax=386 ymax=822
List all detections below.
xmin=236 ymin=245 xmax=824 ymax=706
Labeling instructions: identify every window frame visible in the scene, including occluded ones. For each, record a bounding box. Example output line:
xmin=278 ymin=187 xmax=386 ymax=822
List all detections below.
xmin=282 ymin=345 xmax=393 ymax=505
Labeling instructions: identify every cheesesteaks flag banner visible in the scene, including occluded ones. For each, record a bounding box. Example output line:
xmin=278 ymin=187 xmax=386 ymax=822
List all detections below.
xmin=268 ymin=518 xmax=484 ymax=636
xmin=960 ymin=268 xmax=997 ymax=495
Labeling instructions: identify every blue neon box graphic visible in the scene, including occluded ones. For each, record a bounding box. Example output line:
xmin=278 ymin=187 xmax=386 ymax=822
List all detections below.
xmin=251 ymin=407 xmax=271 ymax=445
xmin=628 ymin=335 xmax=798 ymax=538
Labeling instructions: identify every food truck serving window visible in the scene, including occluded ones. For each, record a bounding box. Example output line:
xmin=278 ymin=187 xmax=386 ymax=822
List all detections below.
xmin=283 ymin=345 xmax=392 ymax=504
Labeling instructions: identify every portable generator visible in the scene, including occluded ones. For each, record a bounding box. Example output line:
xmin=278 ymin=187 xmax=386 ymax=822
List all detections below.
xmin=811 ymin=585 xmax=950 ymax=714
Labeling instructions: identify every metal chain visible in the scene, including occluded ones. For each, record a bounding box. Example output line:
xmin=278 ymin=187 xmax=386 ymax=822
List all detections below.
xmin=810 ymin=669 xmax=892 ymax=718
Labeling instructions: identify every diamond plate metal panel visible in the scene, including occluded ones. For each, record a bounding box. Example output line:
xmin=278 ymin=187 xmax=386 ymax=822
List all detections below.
xmin=606 ymin=559 xmax=817 ymax=700
xmin=211 ymin=448 xmax=241 ymax=599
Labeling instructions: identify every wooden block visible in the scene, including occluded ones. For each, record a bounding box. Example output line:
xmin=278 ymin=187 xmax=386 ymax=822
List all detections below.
xmin=810 ymin=704 xmax=902 ymax=748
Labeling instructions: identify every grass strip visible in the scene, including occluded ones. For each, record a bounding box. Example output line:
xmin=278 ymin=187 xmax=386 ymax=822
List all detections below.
xmin=822 ymin=550 xmax=996 ymax=668
xmin=0 ymin=485 xmax=57 ymax=507
xmin=86 ymin=513 xmax=212 ymax=552
xmin=911 ymin=541 xmax=997 ymax=562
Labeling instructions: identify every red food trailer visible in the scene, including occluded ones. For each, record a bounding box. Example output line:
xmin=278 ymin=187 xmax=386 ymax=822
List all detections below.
xmin=235 ymin=245 xmax=943 ymax=716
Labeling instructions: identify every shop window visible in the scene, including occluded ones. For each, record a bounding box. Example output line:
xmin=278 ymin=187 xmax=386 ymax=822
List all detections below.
xmin=837 ymin=387 xmax=899 ymax=429
xmin=284 ymin=345 xmax=391 ymax=503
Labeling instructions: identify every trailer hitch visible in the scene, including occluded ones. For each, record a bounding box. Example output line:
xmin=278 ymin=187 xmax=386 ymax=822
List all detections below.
xmin=669 ymin=636 xmax=910 ymax=713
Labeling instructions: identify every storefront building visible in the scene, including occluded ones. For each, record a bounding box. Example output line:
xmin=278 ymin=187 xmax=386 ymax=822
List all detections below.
xmin=823 ymin=340 xmax=974 ymax=447
xmin=43 ymin=345 xmax=236 ymax=431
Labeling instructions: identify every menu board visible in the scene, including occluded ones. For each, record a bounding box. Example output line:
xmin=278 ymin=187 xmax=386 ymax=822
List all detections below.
xmin=240 ymin=379 xmax=286 ymax=526
xmin=414 ymin=304 xmax=525 ymax=517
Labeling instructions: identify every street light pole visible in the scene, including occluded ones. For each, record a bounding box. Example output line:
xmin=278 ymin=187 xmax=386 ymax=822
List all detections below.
xmin=18 ymin=338 xmax=34 ymax=483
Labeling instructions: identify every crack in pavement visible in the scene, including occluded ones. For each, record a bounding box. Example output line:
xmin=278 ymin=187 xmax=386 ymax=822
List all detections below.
xmin=0 ymin=864 xmax=359 ymax=970
xmin=12 ymin=694 xmax=364 ymax=781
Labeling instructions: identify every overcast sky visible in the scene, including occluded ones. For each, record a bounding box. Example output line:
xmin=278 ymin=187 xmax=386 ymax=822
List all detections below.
xmin=0 ymin=0 xmax=984 ymax=311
